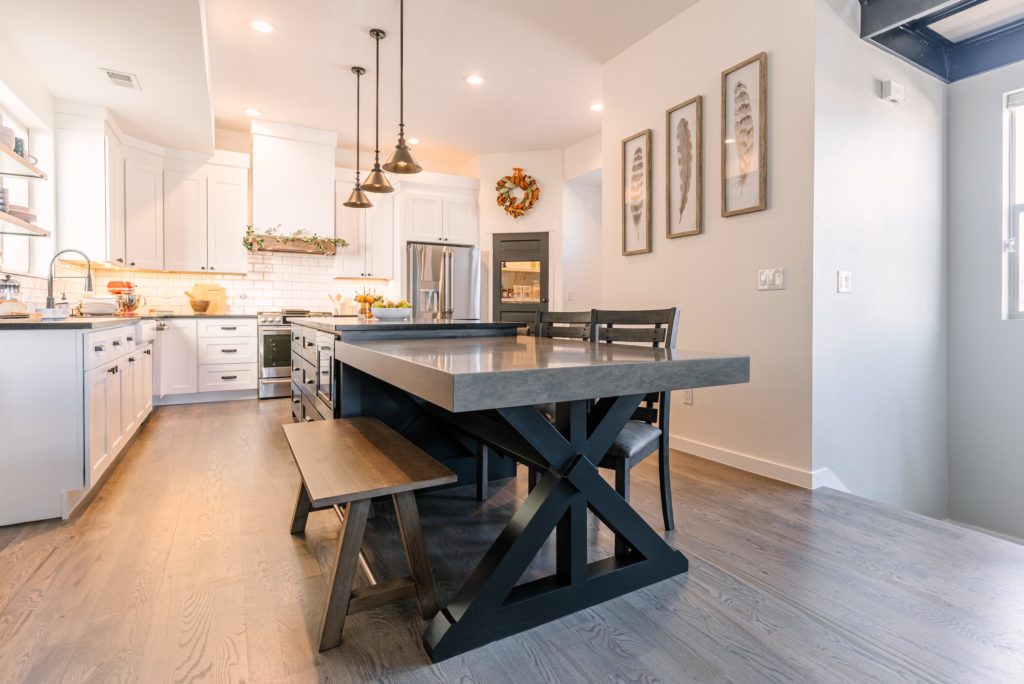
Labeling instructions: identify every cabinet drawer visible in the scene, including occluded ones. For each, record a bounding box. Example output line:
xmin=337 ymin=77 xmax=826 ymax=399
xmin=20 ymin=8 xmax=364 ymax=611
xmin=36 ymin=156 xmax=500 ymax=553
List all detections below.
xmin=293 ymin=325 xmax=317 ymax=364
xmin=295 ymin=356 xmax=317 ymax=400
xmin=84 ymin=330 xmax=113 ymax=370
xmin=198 ymin=319 xmax=257 ymax=338
xmin=300 ymin=394 xmax=324 ymax=422
xmin=290 ymin=352 xmax=305 ymax=387
xmin=198 ymin=338 xmax=257 ymax=364
xmin=290 ymin=384 xmax=303 ymax=422
xmin=197 ymin=363 xmax=258 ymax=392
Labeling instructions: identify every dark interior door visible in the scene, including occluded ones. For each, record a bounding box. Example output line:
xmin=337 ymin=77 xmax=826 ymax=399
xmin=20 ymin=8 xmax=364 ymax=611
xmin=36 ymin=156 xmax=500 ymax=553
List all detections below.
xmin=493 ymin=232 xmax=549 ymax=324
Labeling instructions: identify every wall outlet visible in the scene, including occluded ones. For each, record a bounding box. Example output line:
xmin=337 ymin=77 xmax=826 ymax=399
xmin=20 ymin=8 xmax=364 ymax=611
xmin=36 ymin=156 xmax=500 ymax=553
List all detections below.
xmin=682 ymin=389 xmax=694 ymax=405
xmin=566 ymin=290 xmax=574 ymax=302
xmin=837 ymin=270 xmax=852 ymax=294
xmin=758 ymin=268 xmax=786 ymax=291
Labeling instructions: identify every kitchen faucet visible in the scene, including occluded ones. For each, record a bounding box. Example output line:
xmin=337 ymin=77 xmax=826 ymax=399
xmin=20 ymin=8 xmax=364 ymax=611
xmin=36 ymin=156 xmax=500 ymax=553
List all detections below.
xmin=46 ymin=249 xmax=93 ymax=309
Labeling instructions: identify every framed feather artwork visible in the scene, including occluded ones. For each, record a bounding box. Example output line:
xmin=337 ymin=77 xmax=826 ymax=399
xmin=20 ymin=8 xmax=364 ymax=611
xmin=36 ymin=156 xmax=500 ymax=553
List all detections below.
xmin=666 ymin=95 xmax=703 ymax=238
xmin=721 ymin=52 xmax=767 ymax=217
xmin=621 ymin=129 xmax=652 ymax=256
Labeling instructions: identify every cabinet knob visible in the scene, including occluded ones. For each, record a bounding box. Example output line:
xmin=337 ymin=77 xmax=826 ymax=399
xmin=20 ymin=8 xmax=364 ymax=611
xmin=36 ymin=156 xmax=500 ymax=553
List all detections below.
xmin=128 ymin=357 xmax=136 ymax=363
xmin=143 ymin=349 xmax=152 ymax=355
xmin=130 ymin=261 xmax=136 ymax=267
xmin=210 ymin=267 xmax=215 ymax=271
xmin=200 ymin=266 xmax=206 ymax=270
xmin=116 ymin=257 xmax=124 ymax=263
xmin=94 ymin=345 xmax=105 ymax=352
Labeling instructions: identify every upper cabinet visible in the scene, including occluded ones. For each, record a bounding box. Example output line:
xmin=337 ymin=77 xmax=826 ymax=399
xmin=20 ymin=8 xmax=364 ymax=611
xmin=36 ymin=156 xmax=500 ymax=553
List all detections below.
xmin=163 ymin=167 xmax=206 ymax=272
xmin=207 ymin=165 xmax=249 ymax=273
xmin=124 ymin=158 xmax=163 ymax=270
xmin=401 ymin=187 xmax=478 ymax=245
xmin=334 ymin=183 xmax=394 ymax=280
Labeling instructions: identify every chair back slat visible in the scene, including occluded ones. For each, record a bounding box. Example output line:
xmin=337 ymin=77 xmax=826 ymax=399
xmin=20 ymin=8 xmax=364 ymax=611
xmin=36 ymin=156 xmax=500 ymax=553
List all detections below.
xmin=599 ymin=327 xmax=666 ymax=344
xmin=532 ymin=310 xmax=593 ymax=340
xmin=591 ymin=308 xmax=680 ymax=348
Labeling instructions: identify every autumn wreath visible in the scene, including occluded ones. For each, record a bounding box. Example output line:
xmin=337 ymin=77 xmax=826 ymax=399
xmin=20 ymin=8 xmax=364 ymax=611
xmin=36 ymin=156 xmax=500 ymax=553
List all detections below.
xmin=495 ymin=167 xmax=539 ymax=219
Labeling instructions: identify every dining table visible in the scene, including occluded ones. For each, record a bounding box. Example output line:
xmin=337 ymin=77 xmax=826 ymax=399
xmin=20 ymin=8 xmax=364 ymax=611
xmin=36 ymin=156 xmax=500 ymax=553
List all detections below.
xmin=333 ymin=332 xmax=750 ymax=662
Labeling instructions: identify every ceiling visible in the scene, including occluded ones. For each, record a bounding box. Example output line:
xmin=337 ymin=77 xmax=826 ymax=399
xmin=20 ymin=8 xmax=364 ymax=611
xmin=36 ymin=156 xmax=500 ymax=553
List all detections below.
xmin=0 ymin=0 xmax=697 ymax=171
xmin=0 ymin=0 xmax=214 ymax=151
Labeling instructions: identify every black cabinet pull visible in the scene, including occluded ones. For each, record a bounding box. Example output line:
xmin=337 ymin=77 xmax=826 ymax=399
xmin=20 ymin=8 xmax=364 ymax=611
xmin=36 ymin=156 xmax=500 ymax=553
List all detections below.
xmin=143 ymin=349 xmax=152 ymax=355
xmin=222 ymin=348 xmax=238 ymax=353
xmin=126 ymin=336 xmax=134 ymax=342
xmin=305 ymin=379 xmax=315 ymax=385
xmin=128 ymin=358 xmax=136 ymax=363
xmin=221 ymin=375 xmax=238 ymax=380
xmin=293 ymin=398 xmax=301 ymax=404
xmin=221 ymin=326 xmax=237 ymax=331
xmin=112 ymin=340 xmax=121 ymax=347
xmin=94 ymin=345 xmax=105 ymax=352
xmin=305 ymin=341 xmax=314 ymax=347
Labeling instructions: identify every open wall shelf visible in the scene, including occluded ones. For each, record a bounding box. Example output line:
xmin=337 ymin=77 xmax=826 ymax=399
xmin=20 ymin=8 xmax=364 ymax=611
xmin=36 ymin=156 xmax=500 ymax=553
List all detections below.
xmin=0 ymin=210 xmax=51 ymax=238
xmin=0 ymin=143 xmax=46 ymax=180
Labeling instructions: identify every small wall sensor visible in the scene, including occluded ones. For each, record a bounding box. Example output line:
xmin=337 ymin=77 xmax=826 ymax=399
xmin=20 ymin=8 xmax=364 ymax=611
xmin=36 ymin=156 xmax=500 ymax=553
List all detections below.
xmin=880 ymin=80 xmax=905 ymax=104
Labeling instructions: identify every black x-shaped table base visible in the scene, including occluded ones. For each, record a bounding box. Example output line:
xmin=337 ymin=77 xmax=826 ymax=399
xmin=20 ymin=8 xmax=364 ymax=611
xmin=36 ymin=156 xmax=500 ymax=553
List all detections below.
xmin=422 ymin=395 xmax=689 ymax=662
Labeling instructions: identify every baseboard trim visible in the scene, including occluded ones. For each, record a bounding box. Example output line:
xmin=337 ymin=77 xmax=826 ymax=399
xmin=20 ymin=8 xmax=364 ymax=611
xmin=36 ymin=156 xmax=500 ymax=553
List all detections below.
xmin=155 ymin=389 xmax=257 ymax=406
xmin=946 ymin=519 xmax=1024 ymax=546
xmin=670 ymin=435 xmax=815 ymax=488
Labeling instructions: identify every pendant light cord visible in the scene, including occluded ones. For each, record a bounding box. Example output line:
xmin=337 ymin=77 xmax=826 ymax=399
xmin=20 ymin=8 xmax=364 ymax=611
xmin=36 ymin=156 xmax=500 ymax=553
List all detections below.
xmin=355 ymin=70 xmax=361 ymax=182
xmin=399 ymin=0 xmax=405 ymax=136
xmin=374 ymin=32 xmax=381 ymax=163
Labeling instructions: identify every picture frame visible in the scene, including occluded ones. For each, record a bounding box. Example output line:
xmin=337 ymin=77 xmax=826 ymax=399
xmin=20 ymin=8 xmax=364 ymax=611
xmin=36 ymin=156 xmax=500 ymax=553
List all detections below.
xmin=721 ymin=52 xmax=767 ymax=217
xmin=666 ymin=95 xmax=703 ymax=238
xmin=622 ymin=129 xmax=653 ymax=255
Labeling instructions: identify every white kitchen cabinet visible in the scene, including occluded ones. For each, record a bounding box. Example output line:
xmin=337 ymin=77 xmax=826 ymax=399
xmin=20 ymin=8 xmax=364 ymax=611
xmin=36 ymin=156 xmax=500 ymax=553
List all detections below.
xmin=86 ymin=364 xmax=111 ymax=486
xmin=334 ymin=185 xmax=394 ymax=279
xmin=121 ymin=352 xmax=137 ymax=437
xmin=163 ymin=167 xmax=207 ymax=272
xmin=207 ymin=165 xmax=249 ymax=273
xmin=444 ymin=196 xmax=478 ymax=244
xmin=139 ymin=345 xmax=154 ymax=417
xmin=106 ymin=136 xmax=126 ymax=265
xmin=401 ymin=189 xmax=478 ymax=245
xmin=124 ymin=158 xmax=165 ymax=270
xmin=158 ymin=319 xmax=198 ymax=396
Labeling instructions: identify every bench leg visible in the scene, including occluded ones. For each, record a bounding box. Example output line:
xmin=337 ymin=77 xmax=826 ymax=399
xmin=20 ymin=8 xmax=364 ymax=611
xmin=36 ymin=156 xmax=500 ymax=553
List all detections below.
xmin=319 ymin=499 xmax=371 ymax=651
xmin=291 ymin=485 xmax=313 ymax=535
xmin=392 ymin=491 xmax=440 ymax=619
xmin=476 ymin=443 xmax=489 ymax=501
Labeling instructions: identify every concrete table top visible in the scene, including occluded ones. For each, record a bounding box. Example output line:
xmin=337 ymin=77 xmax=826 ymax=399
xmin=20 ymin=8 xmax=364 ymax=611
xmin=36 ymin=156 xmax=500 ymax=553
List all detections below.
xmin=336 ymin=335 xmax=750 ymax=412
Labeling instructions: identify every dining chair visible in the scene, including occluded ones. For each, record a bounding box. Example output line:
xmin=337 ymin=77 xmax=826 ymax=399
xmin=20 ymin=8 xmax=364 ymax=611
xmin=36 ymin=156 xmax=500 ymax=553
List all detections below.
xmin=591 ymin=308 xmax=680 ymax=532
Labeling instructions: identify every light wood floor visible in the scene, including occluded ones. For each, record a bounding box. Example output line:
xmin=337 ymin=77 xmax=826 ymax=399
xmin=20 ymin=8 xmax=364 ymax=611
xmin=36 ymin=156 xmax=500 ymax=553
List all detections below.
xmin=2 ymin=400 xmax=1024 ymax=683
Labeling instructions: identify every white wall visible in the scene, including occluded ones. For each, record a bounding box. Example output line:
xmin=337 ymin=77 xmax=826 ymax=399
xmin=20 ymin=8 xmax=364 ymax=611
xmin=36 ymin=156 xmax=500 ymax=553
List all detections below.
xmin=564 ymin=134 xmax=601 ymax=181
xmin=948 ymin=60 xmax=1024 ymax=539
xmin=600 ymin=0 xmax=817 ymax=483
xmin=811 ymin=0 xmax=949 ymax=516
xmin=474 ymin=150 xmax=565 ymax=319
xmin=562 ymin=179 xmax=602 ymax=310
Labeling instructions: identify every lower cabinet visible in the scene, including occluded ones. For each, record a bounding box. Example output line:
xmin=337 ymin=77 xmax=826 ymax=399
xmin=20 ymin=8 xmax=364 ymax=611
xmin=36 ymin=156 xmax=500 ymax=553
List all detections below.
xmin=85 ymin=342 xmax=154 ymax=486
xmin=158 ymin=320 xmax=198 ymax=395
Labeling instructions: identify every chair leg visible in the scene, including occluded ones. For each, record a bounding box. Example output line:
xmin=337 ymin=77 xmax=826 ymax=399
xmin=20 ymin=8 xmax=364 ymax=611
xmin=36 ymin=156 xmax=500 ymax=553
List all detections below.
xmin=614 ymin=460 xmax=630 ymax=556
xmin=659 ymin=438 xmax=675 ymax=531
xmin=290 ymin=485 xmax=313 ymax=535
xmin=319 ymin=499 xmax=371 ymax=652
xmin=476 ymin=443 xmax=489 ymax=501
xmin=392 ymin=491 xmax=440 ymax=619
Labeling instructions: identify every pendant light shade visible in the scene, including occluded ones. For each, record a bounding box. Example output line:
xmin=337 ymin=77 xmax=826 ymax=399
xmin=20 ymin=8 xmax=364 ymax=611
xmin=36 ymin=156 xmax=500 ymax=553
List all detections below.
xmin=363 ymin=28 xmax=394 ymax=193
xmin=383 ymin=0 xmax=422 ymax=174
xmin=343 ymin=66 xmax=373 ymax=209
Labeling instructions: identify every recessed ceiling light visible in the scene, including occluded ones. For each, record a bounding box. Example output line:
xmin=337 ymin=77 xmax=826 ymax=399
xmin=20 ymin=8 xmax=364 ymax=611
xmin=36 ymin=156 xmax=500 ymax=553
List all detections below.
xmin=589 ymin=103 xmax=604 ymax=112
xmin=250 ymin=19 xmax=275 ymax=33
xmin=407 ymin=138 xmax=420 ymax=145
xmin=464 ymin=74 xmax=484 ymax=86
xmin=243 ymin=107 xmax=262 ymax=117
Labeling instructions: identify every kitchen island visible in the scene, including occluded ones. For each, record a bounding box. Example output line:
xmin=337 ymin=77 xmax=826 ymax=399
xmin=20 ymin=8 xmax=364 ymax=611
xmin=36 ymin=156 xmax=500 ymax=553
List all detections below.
xmin=332 ymin=333 xmax=750 ymax=660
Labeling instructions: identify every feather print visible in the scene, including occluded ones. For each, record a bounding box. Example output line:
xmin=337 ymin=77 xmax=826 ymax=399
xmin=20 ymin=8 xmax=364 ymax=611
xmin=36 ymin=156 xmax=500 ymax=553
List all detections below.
xmin=629 ymin=146 xmax=644 ymax=237
xmin=734 ymin=80 xmax=755 ymax=187
xmin=676 ymin=117 xmax=692 ymax=222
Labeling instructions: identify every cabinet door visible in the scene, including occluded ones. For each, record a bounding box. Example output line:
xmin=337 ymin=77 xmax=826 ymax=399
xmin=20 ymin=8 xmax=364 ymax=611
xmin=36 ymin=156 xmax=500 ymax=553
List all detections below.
xmin=106 ymin=137 xmax=126 ymax=265
xmin=106 ymin=360 xmax=125 ymax=458
xmin=86 ymin=365 xmax=109 ymax=486
xmin=366 ymin=194 xmax=395 ymax=280
xmin=124 ymin=159 xmax=164 ymax=270
xmin=403 ymin=191 xmax=445 ymax=243
xmin=163 ymin=168 xmax=208 ymax=272
xmin=121 ymin=355 xmax=137 ymax=437
xmin=140 ymin=346 xmax=154 ymax=416
xmin=333 ymin=181 xmax=366 ymax=278
xmin=207 ymin=165 xmax=249 ymax=273
xmin=444 ymin=196 xmax=478 ymax=245
xmin=159 ymin=320 xmax=198 ymax=395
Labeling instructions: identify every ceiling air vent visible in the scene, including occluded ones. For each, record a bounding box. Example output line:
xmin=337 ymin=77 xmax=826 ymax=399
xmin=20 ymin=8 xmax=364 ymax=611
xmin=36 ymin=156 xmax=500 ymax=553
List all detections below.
xmin=102 ymin=69 xmax=141 ymax=90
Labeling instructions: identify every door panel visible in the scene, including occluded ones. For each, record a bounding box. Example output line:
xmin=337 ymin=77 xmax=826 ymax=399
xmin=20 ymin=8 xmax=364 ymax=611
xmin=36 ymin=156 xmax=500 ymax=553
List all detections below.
xmin=404 ymin=192 xmax=444 ymax=242
xmin=124 ymin=159 xmax=164 ymax=270
xmin=106 ymin=137 xmax=126 ymax=265
xmin=86 ymin=366 xmax=108 ymax=486
xmin=492 ymin=232 xmax=550 ymax=323
xmin=207 ymin=165 xmax=249 ymax=273
xmin=444 ymin=197 xmax=478 ymax=244
xmin=106 ymin=360 xmax=125 ymax=457
xmin=366 ymin=194 xmax=394 ymax=279
xmin=159 ymin=320 xmax=198 ymax=395
xmin=121 ymin=355 xmax=137 ymax=437
xmin=163 ymin=168 xmax=207 ymax=272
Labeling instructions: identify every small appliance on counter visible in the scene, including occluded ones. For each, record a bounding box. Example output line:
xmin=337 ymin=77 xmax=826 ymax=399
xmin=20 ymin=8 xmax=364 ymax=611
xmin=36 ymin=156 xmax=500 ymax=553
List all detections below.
xmin=0 ymin=274 xmax=26 ymax=317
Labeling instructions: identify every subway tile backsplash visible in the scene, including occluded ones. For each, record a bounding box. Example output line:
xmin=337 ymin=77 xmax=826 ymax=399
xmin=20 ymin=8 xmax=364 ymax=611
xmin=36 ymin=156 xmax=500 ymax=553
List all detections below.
xmin=3 ymin=252 xmax=398 ymax=315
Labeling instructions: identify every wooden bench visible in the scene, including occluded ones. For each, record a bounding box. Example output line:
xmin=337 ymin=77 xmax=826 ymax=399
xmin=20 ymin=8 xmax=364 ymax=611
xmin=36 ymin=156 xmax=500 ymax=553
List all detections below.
xmin=283 ymin=417 xmax=457 ymax=652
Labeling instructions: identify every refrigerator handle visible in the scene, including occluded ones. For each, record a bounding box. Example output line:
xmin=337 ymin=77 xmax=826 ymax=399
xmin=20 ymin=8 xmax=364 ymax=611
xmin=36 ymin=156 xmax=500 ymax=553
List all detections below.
xmin=443 ymin=247 xmax=454 ymax=316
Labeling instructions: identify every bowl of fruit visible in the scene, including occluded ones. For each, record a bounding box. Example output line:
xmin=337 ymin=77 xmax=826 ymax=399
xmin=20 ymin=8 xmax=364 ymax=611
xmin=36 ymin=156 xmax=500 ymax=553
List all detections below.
xmin=371 ymin=299 xmax=413 ymax=320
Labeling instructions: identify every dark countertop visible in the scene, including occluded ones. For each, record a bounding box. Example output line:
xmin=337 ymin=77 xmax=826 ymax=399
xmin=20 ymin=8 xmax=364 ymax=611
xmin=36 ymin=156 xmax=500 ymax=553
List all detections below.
xmin=296 ymin=316 xmax=522 ymax=338
xmin=335 ymin=335 xmax=750 ymax=412
xmin=0 ymin=313 xmax=257 ymax=330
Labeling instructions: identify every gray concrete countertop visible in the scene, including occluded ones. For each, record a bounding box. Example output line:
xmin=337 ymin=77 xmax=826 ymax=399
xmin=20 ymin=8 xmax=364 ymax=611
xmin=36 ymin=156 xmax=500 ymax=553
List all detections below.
xmin=296 ymin=316 xmax=522 ymax=338
xmin=0 ymin=312 xmax=257 ymax=330
xmin=336 ymin=335 xmax=751 ymax=412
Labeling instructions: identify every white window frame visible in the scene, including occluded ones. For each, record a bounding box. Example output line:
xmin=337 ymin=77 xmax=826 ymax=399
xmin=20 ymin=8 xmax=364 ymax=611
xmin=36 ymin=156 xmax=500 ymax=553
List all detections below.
xmin=1007 ymin=92 xmax=1024 ymax=319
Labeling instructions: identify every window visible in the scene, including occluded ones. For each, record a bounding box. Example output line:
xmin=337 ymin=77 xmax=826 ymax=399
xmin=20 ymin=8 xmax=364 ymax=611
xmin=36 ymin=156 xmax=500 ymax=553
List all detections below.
xmin=1008 ymin=92 xmax=1024 ymax=318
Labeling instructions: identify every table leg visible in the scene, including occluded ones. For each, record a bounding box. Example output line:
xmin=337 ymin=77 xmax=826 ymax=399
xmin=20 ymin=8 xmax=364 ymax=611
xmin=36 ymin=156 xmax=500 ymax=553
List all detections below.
xmin=423 ymin=396 xmax=688 ymax=661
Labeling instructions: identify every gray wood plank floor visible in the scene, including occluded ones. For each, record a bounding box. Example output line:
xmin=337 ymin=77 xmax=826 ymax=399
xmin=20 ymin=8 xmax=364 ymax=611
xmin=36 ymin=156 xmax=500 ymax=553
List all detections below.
xmin=2 ymin=399 xmax=1023 ymax=683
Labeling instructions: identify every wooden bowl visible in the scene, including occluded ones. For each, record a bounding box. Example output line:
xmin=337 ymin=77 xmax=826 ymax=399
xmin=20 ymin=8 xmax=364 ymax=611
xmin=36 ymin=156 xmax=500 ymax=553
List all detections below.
xmin=189 ymin=299 xmax=211 ymax=314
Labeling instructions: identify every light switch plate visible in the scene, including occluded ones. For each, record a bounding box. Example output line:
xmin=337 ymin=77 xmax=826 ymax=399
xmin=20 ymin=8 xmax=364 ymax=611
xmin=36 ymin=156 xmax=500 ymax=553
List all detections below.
xmin=682 ymin=389 xmax=694 ymax=405
xmin=837 ymin=270 xmax=852 ymax=294
xmin=758 ymin=268 xmax=786 ymax=291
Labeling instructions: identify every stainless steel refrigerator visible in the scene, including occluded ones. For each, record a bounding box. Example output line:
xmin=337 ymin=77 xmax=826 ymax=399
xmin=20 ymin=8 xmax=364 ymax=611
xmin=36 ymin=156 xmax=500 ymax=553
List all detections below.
xmin=406 ymin=242 xmax=481 ymax=319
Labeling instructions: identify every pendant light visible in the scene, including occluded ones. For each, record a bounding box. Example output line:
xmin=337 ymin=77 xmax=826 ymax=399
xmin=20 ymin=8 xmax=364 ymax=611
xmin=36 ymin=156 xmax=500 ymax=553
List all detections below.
xmin=382 ymin=0 xmax=422 ymax=174
xmin=362 ymin=29 xmax=394 ymax=193
xmin=343 ymin=66 xmax=373 ymax=209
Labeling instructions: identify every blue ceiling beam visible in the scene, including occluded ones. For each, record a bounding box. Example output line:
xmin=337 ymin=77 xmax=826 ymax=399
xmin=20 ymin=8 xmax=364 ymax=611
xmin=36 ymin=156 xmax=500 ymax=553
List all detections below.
xmin=860 ymin=0 xmax=970 ymax=38
xmin=947 ymin=19 xmax=1024 ymax=81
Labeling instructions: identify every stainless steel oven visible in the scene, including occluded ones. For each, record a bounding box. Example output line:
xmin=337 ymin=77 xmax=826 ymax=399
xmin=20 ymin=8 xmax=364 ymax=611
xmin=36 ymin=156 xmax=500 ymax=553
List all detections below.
xmin=314 ymin=332 xmax=337 ymax=415
xmin=257 ymin=310 xmax=330 ymax=399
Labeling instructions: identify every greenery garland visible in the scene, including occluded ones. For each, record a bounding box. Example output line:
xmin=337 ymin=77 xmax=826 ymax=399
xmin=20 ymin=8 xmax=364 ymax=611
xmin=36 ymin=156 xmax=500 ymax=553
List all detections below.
xmin=242 ymin=225 xmax=348 ymax=255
